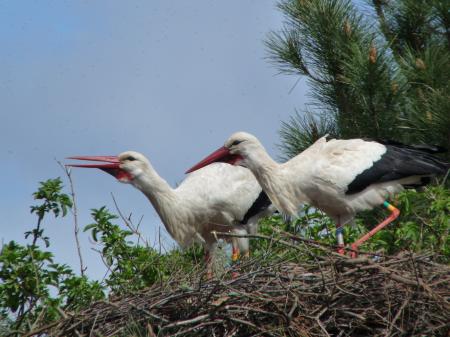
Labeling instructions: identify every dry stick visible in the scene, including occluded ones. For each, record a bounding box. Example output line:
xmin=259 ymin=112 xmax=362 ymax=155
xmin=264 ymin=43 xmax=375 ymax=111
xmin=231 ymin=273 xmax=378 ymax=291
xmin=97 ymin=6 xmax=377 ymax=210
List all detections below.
xmin=23 ymin=321 xmax=60 ymax=337
xmin=374 ymin=266 xmax=447 ymax=319
xmin=223 ymin=304 xmax=285 ymax=318
xmin=313 ymin=306 xmax=329 ymax=332
xmin=212 ymin=231 xmax=334 ymax=257
xmin=146 ymin=323 xmax=157 ymax=337
xmin=62 ymin=317 xmax=88 ymax=335
xmin=227 ymin=317 xmax=266 ymax=334
xmin=161 ymin=313 xmax=210 ymax=330
xmin=91 ymin=247 xmax=113 ymax=280
xmin=110 ymin=192 xmax=148 ymax=246
xmin=89 ymin=312 xmax=100 ymax=337
xmin=28 ymin=305 xmax=48 ymax=333
xmin=56 ymin=305 xmax=83 ymax=337
xmin=375 ymin=264 xmax=450 ymax=310
xmin=384 ymin=296 xmax=409 ymax=337
xmin=58 ymin=161 xmax=86 ymax=276
xmin=136 ymin=214 xmax=144 ymax=246
xmin=102 ymin=299 xmax=169 ymax=324
xmin=171 ymin=320 xmax=224 ymax=337
xmin=277 ymin=229 xmax=386 ymax=258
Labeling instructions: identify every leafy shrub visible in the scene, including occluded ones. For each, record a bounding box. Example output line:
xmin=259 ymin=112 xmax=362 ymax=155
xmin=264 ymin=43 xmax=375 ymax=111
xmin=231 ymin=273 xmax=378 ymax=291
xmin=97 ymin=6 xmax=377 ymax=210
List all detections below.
xmin=1 ymin=178 xmax=448 ymax=336
xmin=0 ymin=179 xmax=105 ymax=335
xmin=255 ymin=185 xmax=449 ymax=262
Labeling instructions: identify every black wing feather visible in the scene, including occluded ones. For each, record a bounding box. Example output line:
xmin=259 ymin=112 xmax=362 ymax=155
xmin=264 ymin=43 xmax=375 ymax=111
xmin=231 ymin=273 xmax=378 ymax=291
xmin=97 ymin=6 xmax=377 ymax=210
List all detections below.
xmin=346 ymin=142 xmax=449 ymax=195
xmin=240 ymin=191 xmax=272 ymax=224
xmin=372 ymin=139 xmax=448 ymax=154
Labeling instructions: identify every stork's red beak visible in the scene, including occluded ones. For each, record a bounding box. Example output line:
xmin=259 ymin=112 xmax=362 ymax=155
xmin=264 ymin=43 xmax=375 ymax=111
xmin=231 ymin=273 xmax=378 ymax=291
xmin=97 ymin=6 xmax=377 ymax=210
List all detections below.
xmin=66 ymin=156 xmax=132 ymax=182
xmin=185 ymin=146 xmax=242 ymax=173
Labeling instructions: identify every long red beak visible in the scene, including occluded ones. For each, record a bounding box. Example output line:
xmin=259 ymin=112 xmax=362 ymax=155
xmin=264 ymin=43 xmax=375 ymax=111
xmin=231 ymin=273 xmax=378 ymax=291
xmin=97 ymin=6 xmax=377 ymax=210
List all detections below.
xmin=66 ymin=156 xmax=132 ymax=181
xmin=185 ymin=146 xmax=242 ymax=173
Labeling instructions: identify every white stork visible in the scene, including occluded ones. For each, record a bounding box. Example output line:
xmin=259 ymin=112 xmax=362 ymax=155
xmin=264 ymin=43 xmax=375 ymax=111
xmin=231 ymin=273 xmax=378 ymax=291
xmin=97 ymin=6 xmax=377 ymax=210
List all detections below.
xmin=186 ymin=132 xmax=449 ymax=257
xmin=68 ymin=151 xmax=274 ymax=274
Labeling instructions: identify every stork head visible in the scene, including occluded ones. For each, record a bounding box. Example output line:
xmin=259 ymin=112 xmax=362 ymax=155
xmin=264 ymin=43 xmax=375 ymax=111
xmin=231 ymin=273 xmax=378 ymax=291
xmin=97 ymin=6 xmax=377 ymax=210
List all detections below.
xmin=67 ymin=151 xmax=150 ymax=183
xmin=186 ymin=131 xmax=260 ymax=173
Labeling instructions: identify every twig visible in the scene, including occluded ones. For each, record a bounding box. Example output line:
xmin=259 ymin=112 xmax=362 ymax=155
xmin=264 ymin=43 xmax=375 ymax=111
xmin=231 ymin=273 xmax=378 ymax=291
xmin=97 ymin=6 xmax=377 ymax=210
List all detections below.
xmin=161 ymin=313 xmax=209 ymax=330
xmin=28 ymin=305 xmax=47 ymax=333
xmin=170 ymin=320 xmax=224 ymax=337
xmin=384 ymin=296 xmax=409 ymax=337
xmin=89 ymin=312 xmax=100 ymax=337
xmin=110 ymin=192 xmax=148 ymax=246
xmin=57 ymin=160 xmax=86 ymax=276
xmin=22 ymin=321 xmax=60 ymax=337
xmin=146 ymin=323 xmax=157 ymax=337
xmin=212 ymin=231 xmax=335 ymax=258
xmin=315 ymin=307 xmax=330 ymax=337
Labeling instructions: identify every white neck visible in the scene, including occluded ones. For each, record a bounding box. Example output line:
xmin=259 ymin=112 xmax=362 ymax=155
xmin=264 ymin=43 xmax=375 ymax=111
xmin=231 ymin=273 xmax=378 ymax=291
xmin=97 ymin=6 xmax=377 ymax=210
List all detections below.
xmin=243 ymin=145 xmax=279 ymax=186
xmin=243 ymin=144 xmax=300 ymax=216
xmin=130 ymin=165 xmax=193 ymax=245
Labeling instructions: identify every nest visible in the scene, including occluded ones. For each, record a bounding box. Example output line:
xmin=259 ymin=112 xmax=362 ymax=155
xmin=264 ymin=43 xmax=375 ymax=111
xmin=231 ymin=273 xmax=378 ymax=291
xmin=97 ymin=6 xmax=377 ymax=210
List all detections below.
xmin=26 ymin=244 xmax=449 ymax=337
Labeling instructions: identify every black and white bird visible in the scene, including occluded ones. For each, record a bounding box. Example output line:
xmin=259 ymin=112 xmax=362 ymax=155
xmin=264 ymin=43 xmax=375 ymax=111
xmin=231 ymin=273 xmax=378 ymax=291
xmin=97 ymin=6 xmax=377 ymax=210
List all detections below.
xmin=68 ymin=151 xmax=274 ymax=273
xmin=187 ymin=132 xmax=449 ymax=256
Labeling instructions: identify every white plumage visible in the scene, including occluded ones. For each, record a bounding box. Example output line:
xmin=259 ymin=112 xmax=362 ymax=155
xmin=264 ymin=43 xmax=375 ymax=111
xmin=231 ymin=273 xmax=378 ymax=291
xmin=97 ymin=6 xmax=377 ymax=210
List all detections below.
xmin=68 ymin=151 xmax=273 ymax=270
xmin=187 ymin=131 xmax=448 ymax=255
xmin=216 ymin=133 xmax=391 ymax=225
xmin=275 ymin=137 xmax=392 ymax=224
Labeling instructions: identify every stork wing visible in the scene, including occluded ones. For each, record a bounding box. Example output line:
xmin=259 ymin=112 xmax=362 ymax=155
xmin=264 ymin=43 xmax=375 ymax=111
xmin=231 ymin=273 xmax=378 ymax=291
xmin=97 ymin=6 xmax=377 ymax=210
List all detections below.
xmin=302 ymin=138 xmax=448 ymax=195
xmin=178 ymin=163 xmax=268 ymax=222
xmin=300 ymin=139 xmax=387 ymax=194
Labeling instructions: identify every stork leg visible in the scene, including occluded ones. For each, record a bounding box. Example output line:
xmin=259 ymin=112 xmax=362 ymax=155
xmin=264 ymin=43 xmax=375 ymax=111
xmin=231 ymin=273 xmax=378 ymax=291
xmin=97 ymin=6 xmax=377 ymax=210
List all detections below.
xmin=231 ymin=245 xmax=240 ymax=262
xmin=204 ymin=242 xmax=218 ymax=279
xmin=350 ymin=201 xmax=400 ymax=258
xmin=230 ymin=235 xmax=242 ymax=262
xmin=204 ymin=251 xmax=213 ymax=279
xmin=230 ymin=239 xmax=241 ymax=278
xmin=335 ymin=225 xmax=345 ymax=255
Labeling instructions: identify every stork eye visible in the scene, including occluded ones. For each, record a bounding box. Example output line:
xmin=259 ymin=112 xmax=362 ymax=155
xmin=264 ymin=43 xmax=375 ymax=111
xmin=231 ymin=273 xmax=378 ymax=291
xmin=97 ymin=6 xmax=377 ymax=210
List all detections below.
xmin=126 ymin=156 xmax=136 ymax=161
xmin=231 ymin=140 xmax=243 ymax=146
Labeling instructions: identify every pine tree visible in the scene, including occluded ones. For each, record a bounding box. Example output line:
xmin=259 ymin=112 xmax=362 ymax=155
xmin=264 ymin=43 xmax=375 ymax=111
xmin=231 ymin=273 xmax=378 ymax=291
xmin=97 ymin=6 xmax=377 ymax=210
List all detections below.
xmin=267 ymin=0 xmax=450 ymax=157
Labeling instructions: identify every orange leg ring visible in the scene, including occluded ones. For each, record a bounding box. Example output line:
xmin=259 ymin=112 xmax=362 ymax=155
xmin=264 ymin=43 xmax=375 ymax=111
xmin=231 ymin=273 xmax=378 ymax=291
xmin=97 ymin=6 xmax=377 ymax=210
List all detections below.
xmin=231 ymin=246 xmax=241 ymax=279
xmin=231 ymin=246 xmax=240 ymax=262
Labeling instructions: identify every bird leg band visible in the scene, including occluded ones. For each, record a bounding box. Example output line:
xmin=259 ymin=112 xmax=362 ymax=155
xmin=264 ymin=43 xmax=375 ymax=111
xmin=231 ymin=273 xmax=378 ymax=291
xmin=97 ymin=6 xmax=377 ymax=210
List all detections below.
xmin=350 ymin=201 xmax=400 ymax=258
xmin=336 ymin=226 xmax=345 ymax=255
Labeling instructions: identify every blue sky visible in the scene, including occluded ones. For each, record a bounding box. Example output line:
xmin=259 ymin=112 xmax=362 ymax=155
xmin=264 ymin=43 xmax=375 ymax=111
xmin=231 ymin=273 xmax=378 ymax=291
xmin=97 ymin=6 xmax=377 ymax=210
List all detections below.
xmin=0 ymin=1 xmax=308 ymax=280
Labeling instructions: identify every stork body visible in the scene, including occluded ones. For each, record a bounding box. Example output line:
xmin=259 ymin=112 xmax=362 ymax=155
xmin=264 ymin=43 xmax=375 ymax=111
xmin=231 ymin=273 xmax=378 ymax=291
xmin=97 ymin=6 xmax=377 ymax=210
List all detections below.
xmin=187 ymin=132 xmax=449 ymax=256
xmin=68 ymin=151 xmax=274 ymax=272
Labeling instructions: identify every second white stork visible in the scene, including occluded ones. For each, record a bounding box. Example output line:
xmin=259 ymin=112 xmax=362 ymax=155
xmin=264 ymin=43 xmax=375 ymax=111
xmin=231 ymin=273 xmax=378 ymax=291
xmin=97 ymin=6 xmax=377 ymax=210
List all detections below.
xmin=68 ymin=151 xmax=274 ymax=273
xmin=187 ymin=132 xmax=449 ymax=256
